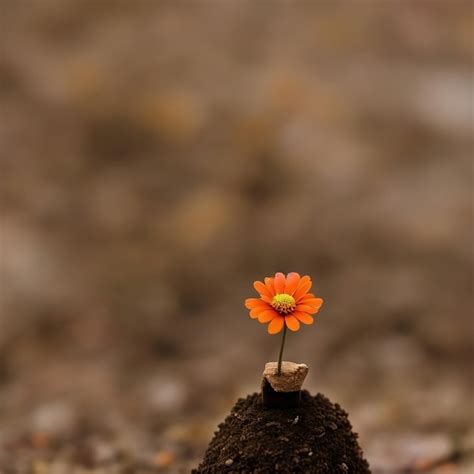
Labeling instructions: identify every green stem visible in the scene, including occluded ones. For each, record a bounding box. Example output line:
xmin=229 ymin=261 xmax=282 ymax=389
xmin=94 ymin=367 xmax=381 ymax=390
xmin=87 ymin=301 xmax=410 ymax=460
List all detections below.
xmin=277 ymin=325 xmax=287 ymax=375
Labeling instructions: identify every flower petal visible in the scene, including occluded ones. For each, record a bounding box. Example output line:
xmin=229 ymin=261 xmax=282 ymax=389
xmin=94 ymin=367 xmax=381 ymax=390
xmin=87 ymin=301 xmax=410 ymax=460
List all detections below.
xmin=293 ymin=311 xmax=314 ymax=325
xmin=298 ymin=298 xmax=323 ymax=310
xmin=248 ymin=310 xmax=259 ymax=319
xmin=285 ymin=272 xmax=300 ymax=295
xmin=254 ymin=281 xmax=272 ymax=298
xmin=285 ymin=315 xmax=300 ymax=331
xmin=268 ymin=316 xmax=285 ymax=334
xmin=274 ymin=272 xmax=286 ymax=294
xmin=295 ymin=304 xmax=318 ymax=314
xmin=294 ymin=276 xmax=312 ymax=301
xmin=250 ymin=306 xmax=271 ymax=318
xmin=245 ymin=298 xmax=267 ymax=309
xmin=258 ymin=309 xmax=278 ymax=323
xmin=264 ymin=277 xmax=276 ymax=296
xmin=298 ymin=293 xmax=315 ymax=302
xmin=260 ymin=294 xmax=273 ymax=304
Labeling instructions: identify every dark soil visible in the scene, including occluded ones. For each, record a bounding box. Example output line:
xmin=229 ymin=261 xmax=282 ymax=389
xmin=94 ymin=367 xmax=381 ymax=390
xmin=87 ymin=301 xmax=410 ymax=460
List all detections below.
xmin=194 ymin=391 xmax=371 ymax=473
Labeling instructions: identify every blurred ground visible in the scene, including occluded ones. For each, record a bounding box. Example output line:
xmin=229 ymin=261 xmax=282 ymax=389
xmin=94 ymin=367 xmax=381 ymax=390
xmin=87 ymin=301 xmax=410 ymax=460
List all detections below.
xmin=0 ymin=1 xmax=473 ymax=473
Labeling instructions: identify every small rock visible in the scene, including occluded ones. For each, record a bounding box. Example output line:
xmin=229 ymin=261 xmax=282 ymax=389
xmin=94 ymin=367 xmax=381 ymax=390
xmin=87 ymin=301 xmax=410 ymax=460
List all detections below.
xmin=263 ymin=361 xmax=309 ymax=392
xmin=367 ymin=432 xmax=452 ymax=472
xmin=94 ymin=441 xmax=117 ymax=463
xmin=316 ymin=428 xmax=326 ymax=438
xmin=146 ymin=376 xmax=187 ymax=413
xmin=265 ymin=422 xmax=281 ymax=428
xmin=31 ymin=431 xmax=51 ymax=449
xmin=31 ymin=402 xmax=74 ymax=434
xmin=340 ymin=462 xmax=349 ymax=471
xmin=292 ymin=416 xmax=299 ymax=425
xmin=33 ymin=461 xmax=49 ymax=474
xmin=225 ymin=458 xmax=233 ymax=466
xmin=154 ymin=450 xmax=175 ymax=468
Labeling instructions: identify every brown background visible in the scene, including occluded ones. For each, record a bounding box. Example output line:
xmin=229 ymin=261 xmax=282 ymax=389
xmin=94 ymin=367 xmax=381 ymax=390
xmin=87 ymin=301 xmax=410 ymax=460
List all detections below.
xmin=1 ymin=1 xmax=473 ymax=472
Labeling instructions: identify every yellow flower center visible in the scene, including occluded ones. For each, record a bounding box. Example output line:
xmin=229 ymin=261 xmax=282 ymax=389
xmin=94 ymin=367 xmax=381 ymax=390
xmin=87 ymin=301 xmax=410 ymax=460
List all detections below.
xmin=271 ymin=293 xmax=296 ymax=315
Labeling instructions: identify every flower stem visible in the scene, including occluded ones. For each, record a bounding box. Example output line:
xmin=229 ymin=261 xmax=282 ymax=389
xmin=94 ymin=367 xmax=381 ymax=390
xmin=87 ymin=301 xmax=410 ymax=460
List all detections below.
xmin=277 ymin=325 xmax=287 ymax=375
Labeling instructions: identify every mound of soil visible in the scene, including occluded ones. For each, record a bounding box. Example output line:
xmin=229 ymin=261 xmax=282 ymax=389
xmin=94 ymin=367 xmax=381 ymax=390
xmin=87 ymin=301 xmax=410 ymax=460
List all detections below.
xmin=194 ymin=391 xmax=370 ymax=473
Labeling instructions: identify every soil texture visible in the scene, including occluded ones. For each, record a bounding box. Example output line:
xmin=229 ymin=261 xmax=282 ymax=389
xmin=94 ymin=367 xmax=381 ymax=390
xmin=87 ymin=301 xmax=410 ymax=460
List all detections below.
xmin=195 ymin=391 xmax=370 ymax=473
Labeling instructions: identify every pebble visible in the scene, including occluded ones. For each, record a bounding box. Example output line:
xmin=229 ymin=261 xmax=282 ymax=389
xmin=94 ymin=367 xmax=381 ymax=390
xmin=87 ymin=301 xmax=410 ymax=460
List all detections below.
xmin=316 ymin=429 xmax=326 ymax=438
xmin=94 ymin=441 xmax=117 ymax=463
xmin=33 ymin=461 xmax=49 ymax=474
xmin=31 ymin=402 xmax=74 ymax=434
xmin=154 ymin=450 xmax=175 ymax=468
xmin=366 ymin=432 xmax=452 ymax=472
xmin=265 ymin=422 xmax=281 ymax=428
xmin=225 ymin=458 xmax=233 ymax=466
xmin=146 ymin=376 xmax=187 ymax=413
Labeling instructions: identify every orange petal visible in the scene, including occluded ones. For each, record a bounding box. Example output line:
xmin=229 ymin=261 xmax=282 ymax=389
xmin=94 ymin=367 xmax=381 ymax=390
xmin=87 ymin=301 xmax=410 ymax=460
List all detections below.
xmin=285 ymin=272 xmax=300 ymax=295
xmin=264 ymin=277 xmax=276 ymax=296
xmin=250 ymin=306 xmax=270 ymax=318
xmin=258 ymin=309 xmax=278 ymax=323
xmin=285 ymin=315 xmax=300 ymax=331
xmin=298 ymin=298 xmax=323 ymax=310
xmin=274 ymin=272 xmax=286 ymax=294
xmin=298 ymin=293 xmax=315 ymax=302
xmin=293 ymin=311 xmax=314 ymax=325
xmin=268 ymin=316 xmax=284 ymax=334
xmin=254 ymin=281 xmax=271 ymax=298
xmin=294 ymin=276 xmax=312 ymax=301
xmin=260 ymin=294 xmax=273 ymax=304
xmin=245 ymin=298 xmax=266 ymax=309
xmin=295 ymin=304 xmax=318 ymax=314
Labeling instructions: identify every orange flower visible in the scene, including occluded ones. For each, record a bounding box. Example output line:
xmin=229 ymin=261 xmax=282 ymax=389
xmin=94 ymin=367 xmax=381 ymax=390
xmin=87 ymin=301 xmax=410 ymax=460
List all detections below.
xmin=245 ymin=272 xmax=323 ymax=334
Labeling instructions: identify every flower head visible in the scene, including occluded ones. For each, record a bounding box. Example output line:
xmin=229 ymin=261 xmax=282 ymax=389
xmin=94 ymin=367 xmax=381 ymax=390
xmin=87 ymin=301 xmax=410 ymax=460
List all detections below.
xmin=245 ymin=272 xmax=323 ymax=334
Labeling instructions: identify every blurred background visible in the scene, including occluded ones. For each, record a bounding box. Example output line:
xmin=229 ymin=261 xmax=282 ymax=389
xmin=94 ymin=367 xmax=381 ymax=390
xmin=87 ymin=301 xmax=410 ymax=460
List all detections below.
xmin=1 ymin=1 xmax=472 ymax=472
